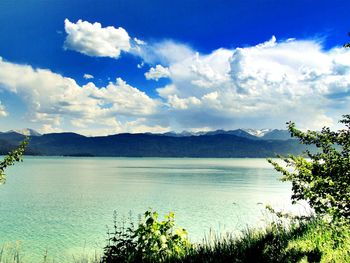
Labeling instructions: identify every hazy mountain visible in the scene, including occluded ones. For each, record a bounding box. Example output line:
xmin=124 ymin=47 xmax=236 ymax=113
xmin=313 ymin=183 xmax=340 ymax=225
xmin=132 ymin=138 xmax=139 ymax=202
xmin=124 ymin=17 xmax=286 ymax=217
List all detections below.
xmin=243 ymin=128 xmax=272 ymax=137
xmin=0 ymin=131 xmax=305 ymax=157
xmin=261 ymin=129 xmax=292 ymax=140
xmin=6 ymin=128 xmax=41 ymax=136
xmin=0 ymin=131 xmax=26 ymax=143
xmin=161 ymin=129 xmax=292 ymax=140
xmin=162 ymin=131 xmax=208 ymax=137
xmin=203 ymin=129 xmax=258 ymax=140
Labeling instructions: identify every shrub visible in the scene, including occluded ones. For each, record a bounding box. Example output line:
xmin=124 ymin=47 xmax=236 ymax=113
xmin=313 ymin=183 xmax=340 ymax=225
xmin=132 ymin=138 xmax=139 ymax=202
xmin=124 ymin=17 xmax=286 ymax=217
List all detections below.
xmin=268 ymin=115 xmax=350 ymax=221
xmin=101 ymin=210 xmax=192 ymax=263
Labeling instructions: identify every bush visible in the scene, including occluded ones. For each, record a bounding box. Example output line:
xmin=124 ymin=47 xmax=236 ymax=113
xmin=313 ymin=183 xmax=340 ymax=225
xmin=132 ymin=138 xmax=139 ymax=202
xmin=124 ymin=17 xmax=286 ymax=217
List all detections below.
xmin=101 ymin=210 xmax=192 ymax=263
xmin=268 ymin=115 xmax=350 ymax=221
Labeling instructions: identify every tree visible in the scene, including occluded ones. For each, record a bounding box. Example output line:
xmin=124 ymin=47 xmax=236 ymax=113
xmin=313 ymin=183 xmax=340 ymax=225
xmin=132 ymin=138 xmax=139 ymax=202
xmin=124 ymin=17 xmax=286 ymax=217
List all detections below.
xmin=0 ymin=139 xmax=28 ymax=184
xmin=268 ymin=115 xmax=350 ymax=221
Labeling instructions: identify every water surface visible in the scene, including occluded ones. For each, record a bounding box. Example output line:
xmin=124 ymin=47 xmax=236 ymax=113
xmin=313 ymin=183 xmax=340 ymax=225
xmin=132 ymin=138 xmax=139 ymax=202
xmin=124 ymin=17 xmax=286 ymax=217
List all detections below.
xmin=0 ymin=157 xmax=301 ymax=262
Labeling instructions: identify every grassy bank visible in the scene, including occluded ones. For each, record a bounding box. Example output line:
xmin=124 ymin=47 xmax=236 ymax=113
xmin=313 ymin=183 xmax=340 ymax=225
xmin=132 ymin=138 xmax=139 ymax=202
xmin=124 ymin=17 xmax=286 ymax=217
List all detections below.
xmin=172 ymin=218 xmax=350 ymax=263
xmin=99 ymin=212 xmax=350 ymax=263
xmin=1 ymin=214 xmax=349 ymax=263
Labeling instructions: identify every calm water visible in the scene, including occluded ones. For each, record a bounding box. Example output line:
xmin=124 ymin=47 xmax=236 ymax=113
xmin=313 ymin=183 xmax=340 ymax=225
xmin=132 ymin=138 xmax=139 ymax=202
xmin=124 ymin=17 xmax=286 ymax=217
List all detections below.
xmin=0 ymin=157 xmax=303 ymax=262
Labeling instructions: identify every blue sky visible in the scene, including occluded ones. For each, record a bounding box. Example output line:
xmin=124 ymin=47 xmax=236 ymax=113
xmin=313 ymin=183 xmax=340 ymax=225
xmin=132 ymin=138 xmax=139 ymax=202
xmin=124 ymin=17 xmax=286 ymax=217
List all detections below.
xmin=0 ymin=0 xmax=349 ymax=135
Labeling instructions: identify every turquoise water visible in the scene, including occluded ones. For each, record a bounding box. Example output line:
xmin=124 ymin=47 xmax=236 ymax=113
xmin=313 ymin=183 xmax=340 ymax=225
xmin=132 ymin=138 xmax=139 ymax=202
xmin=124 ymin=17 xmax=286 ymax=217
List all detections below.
xmin=0 ymin=157 xmax=302 ymax=262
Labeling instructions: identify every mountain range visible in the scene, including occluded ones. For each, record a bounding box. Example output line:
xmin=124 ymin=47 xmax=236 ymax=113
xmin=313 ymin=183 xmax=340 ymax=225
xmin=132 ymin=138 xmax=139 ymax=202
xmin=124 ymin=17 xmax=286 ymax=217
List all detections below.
xmin=0 ymin=128 xmax=305 ymax=157
xmin=159 ymin=128 xmax=291 ymax=140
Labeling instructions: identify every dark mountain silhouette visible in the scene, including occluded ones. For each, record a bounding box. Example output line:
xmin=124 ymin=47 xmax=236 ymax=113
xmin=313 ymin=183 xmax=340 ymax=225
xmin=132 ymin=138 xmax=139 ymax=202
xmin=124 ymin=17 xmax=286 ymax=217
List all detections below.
xmin=0 ymin=130 xmax=305 ymax=157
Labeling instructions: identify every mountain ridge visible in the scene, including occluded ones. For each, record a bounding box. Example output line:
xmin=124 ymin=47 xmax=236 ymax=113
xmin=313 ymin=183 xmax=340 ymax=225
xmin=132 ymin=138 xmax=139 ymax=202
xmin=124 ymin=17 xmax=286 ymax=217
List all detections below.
xmin=0 ymin=129 xmax=303 ymax=158
xmin=1 ymin=128 xmax=292 ymax=140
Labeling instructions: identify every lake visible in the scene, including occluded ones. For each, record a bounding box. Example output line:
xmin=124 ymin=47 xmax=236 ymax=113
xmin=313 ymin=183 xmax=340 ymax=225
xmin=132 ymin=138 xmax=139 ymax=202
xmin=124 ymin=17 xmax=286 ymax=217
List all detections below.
xmin=0 ymin=157 xmax=305 ymax=262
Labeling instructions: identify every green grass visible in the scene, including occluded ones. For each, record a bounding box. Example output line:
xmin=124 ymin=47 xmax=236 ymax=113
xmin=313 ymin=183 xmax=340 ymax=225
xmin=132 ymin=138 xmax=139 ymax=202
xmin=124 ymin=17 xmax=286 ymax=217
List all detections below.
xmin=0 ymin=242 xmax=21 ymax=263
xmin=170 ymin=219 xmax=350 ymax=263
xmin=286 ymin=220 xmax=350 ymax=263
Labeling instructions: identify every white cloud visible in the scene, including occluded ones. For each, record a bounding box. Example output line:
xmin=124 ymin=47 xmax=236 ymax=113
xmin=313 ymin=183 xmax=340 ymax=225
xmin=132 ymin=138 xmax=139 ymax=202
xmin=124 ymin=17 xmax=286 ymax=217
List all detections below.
xmin=167 ymin=95 xmax=201 ymax=110
xmin=123 ymin=118 xmax=170 ymax=133
xmin=64 ymin=19 xmax=131 ymax=58
xmin=0 ymin=102 xmax=7 ymax=117
xmin=156 ymin=84 xmax=178 ymax=98
xmin=145 ymin=65 xmax=170 ymax=81
xmin=0 ymin=57 xmax=161 ymax=135
xmin=134 ymin=37 xmax=146 ymax=46
xmin=40 ymin=124 xmax=63 ymax=134
xmin=133 ymin=40 xmax=195 ymax=65
xmin=83 ymin=73 xmax=94 ymax=79
xmin=153 ymin=37 xmax=350 ymax=130
xmin=137 ymin=61 xmax=145 ymax=68
xmin=3 ymin=29 xmax=350 ymax=134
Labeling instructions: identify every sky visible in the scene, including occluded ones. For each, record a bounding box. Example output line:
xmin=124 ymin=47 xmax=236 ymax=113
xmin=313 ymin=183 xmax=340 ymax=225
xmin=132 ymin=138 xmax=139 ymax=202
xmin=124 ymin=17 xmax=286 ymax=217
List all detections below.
xmin=0 ymin=0 xmax=350 ymax=135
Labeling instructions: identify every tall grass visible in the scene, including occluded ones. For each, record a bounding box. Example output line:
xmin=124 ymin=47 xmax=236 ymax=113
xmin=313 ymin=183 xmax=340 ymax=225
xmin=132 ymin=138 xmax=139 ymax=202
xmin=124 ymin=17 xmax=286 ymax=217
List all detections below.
xmin=164 ymin=219 xmax=349 ymax=263
xmin=100 ymin=211 xmax=350 ymax=263
xmin=0 ymin=242 xmax=21 ymax=263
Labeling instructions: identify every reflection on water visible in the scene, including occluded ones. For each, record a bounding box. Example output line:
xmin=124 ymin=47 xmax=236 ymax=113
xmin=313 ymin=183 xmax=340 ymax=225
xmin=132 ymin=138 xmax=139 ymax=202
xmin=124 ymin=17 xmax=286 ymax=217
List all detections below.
xmin=0 ymin=157 xmax=299 ymax=262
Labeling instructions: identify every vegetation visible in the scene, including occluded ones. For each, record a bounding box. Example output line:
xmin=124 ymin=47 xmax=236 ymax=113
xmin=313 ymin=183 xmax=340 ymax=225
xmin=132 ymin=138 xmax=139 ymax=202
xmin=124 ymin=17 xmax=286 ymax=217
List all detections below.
xmin=99 ymin=211 xmax=349 ymax=263
xmin=0 ymin=138 xmax=28 ymax=184
xmin=268 ymin=115 xmax=350 ymax=221
xmin=0 ymin=213 xmax=348 ymax=263
xmin=0 ymin=242 xmax=21 ymax=263
xmin=101 ymin=210 xmax=192 ymax=263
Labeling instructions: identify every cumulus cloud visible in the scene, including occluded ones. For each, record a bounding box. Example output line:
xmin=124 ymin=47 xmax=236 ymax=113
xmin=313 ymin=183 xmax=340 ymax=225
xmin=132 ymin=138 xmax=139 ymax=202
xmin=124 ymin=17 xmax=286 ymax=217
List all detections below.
xmin=83 ymin=73 xmax=94 ymax=79
xmin=145 ymin=65 xmax=170 ymax=81
xmin=60 ymin=18 xmax=349 ymax=132
xmin=3 ymin=28 xmax=350 ymax=134
xmin=167 ymin=95 xmax=201 ymax=110
xmin=154 ymin=37 xmax=350 ymax=130
xmin=0 ymin=57 xmax=161 ymax=135
xmin=64 ymin=19 xmax=131 ymax=58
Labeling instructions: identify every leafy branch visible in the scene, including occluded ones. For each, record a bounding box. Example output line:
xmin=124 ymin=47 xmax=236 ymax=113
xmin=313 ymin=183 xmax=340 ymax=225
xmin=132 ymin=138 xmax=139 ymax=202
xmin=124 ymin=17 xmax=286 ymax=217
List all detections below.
xmin=0 ymin=138 xmax=29 ymax=184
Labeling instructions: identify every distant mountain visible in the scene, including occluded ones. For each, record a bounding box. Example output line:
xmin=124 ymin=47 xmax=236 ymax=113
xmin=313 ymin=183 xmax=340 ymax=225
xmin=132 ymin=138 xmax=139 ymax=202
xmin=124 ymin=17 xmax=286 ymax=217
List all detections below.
xmin=6 ymin=128 xmax=41 ymax=136
xmin=0 ymin=131 xmax=26 ymax=143
xmin=243 ymin=128 xmax=272 ymax=137
xmin=0 ymin=131 xmax=306 ymax=158
xmin=0 ymin=132 xmax=38 ymax=155
xmin=261 ymin=129 xmax=292 ymax=140
xmin=161 ymin=129 xmax=292 ymax=141
xmin=162 ymin=131 xmax=208 ymax=137
xmin=204 ymin=129 xmax=259 ymax=140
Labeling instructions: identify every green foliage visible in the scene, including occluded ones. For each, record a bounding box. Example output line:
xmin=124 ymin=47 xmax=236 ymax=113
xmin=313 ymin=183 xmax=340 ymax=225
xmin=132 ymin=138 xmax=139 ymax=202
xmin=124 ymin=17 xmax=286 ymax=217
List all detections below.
xmin=0 ymin=139 xmax=28 ymax=184
xmin=101 ymin=210 xmax=192 ymax=263
xmin=161 ymin=217 xmax=350 ymax=263
xmin=286 ymin=219 xmax=350 ymax=263
xmin=268 ymin=115 xmax=350 ymax=221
